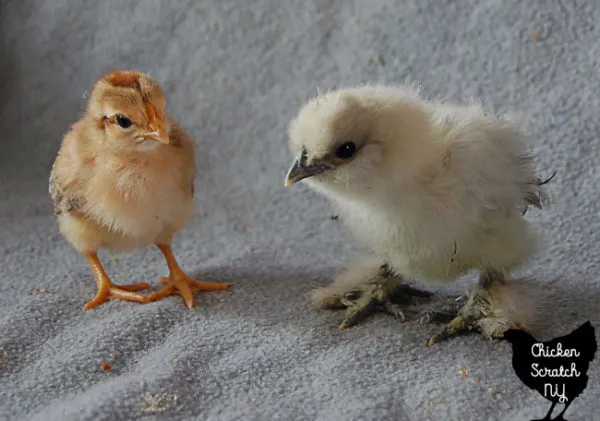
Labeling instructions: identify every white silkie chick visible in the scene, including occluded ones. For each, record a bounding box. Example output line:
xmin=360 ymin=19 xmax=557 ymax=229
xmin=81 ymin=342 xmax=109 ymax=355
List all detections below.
xmin=284 ymin=84 xmax=555 ymax=346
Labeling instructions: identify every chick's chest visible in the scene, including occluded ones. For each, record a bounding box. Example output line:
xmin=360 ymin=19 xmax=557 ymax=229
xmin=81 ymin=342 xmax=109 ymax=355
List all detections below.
xmin=335 ymin=199 xmax=463 ymax=279
xmin=90 ymin=159 xmax=191 ymax=236
xmin=335 ymin=200 xmax=416 ymax=255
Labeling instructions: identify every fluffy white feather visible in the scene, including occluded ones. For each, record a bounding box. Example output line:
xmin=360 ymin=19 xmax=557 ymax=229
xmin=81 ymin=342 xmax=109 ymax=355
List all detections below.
xmin=287 ymin=84 xmax=552 ymax=337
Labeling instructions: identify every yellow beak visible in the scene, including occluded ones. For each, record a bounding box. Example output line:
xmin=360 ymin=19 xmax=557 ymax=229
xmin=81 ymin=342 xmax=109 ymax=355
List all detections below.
xmin=143 ymin=102 xmax=170 ymax=144
xmin=144 ymin=126 xmax=170 ymax=144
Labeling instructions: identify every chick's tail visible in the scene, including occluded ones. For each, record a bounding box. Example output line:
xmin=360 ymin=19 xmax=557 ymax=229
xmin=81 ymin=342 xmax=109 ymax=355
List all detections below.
xmin=521 ymin=168 xmax=557 ymax=215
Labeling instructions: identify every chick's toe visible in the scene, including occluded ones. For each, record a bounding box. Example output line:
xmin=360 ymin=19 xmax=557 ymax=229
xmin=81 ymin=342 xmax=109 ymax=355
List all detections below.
xmin=425 ymin=269 xmax=534 ymax=347
xmin=84 ymin=285 xmax=151 ymax=310
xmin=338 ymin=278 xmax=432 ymax=330
xmin=83 ymin=253 xmax=151 ymax=310
xmin=418 ymin=295 xmax=469 ymax=325
xmin=148 ymin=243 xmax=230 ymax=308
xmin=149 ymin=275 xmax=230 ymax=308
xmin=425 ymin=293 xmax=486 ymax=347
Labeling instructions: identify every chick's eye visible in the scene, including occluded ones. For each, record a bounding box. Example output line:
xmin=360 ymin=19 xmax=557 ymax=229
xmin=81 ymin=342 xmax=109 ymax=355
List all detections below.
xmin=335 ymin=142 xmax=356 ymax=159
xmin=115 ymin=115 xmax=133 ymax=129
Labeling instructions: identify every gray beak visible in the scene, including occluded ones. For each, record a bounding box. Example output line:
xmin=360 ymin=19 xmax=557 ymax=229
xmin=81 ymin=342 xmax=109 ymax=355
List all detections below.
xmin=284 ymin=148 xmax=330 ymax=187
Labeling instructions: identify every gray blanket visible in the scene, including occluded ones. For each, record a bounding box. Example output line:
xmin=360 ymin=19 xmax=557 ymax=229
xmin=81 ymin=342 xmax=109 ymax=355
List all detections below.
xmin=1 ymin=1 xmax=598 ymax=420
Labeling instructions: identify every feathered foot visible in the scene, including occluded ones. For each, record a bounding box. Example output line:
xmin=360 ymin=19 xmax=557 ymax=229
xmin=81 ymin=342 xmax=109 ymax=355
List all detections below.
xmin=338 ymin=280 xmax=432 ymax=329
xmin=423 ymin=269 xmax=536 ymax=347
xmin=312 ymin=261 xmax=432 ymax=329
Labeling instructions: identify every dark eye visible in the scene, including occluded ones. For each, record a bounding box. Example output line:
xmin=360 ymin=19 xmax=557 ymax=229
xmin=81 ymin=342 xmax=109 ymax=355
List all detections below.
xmin=335 ymin=142 xmax=356 ymax=159
xmin=115 ymin=115 xmax=133 ymax=129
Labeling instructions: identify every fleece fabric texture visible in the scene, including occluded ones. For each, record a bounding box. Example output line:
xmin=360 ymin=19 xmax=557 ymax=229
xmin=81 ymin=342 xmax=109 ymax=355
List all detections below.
xmin=0 ymin=1 xmax=598 ymax=420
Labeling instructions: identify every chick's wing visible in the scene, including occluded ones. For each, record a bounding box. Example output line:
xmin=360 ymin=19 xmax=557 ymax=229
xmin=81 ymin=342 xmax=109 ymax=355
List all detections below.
xmin=49 ymin=134 xmax=88 ymax=216
xmin=167 ymin=117 xmax=196 ymax=196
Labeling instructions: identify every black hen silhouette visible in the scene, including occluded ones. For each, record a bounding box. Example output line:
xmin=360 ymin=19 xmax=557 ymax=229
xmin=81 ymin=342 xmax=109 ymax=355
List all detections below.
xmin=504 ymin=321 xmax=597 ymax=421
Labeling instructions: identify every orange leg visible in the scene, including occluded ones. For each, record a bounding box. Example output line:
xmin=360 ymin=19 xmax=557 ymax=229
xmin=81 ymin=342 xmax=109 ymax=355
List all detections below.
xmin=148 ymin=243 xmax=230 ymax=308
xmin=83 ymin=252 xmax=151 ymax=310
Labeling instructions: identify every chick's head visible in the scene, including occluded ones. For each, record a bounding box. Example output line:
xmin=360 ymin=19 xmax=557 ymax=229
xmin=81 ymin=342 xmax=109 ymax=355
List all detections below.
xmin=86 ymin=70 xmax=171 ymax=152
xmin=285 ymin=85 xmax=432 ymax=197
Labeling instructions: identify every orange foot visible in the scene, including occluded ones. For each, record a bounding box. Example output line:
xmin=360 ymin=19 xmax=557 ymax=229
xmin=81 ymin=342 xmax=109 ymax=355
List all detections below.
xmin=84 ymin=282 xmax=151 ymax=310
xmin=83 ymin=253 xmax=151 ymax=310
xmin=148 ymin=243 xmax=231 ymax=308
xmin=148 ymin=272 xmax=230 ymax=308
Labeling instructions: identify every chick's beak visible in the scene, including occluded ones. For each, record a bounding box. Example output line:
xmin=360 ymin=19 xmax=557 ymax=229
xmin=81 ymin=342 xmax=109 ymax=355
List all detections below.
xmin=144 ymin=125 xmax=170 ymax=144
xmin=284 ymin=151 xmax=330 ymax=187
xmin=143 ymin=103 xmax=170 ymax=144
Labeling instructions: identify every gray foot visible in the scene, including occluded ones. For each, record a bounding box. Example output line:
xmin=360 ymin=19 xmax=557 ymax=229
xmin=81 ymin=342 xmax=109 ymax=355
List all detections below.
xmin=338 ymin=278 xmax=433 ymax=330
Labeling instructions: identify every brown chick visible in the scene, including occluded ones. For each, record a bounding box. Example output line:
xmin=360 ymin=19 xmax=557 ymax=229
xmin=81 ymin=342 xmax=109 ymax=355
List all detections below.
xmin=49 ymin=70 xmax=230 ymax=310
